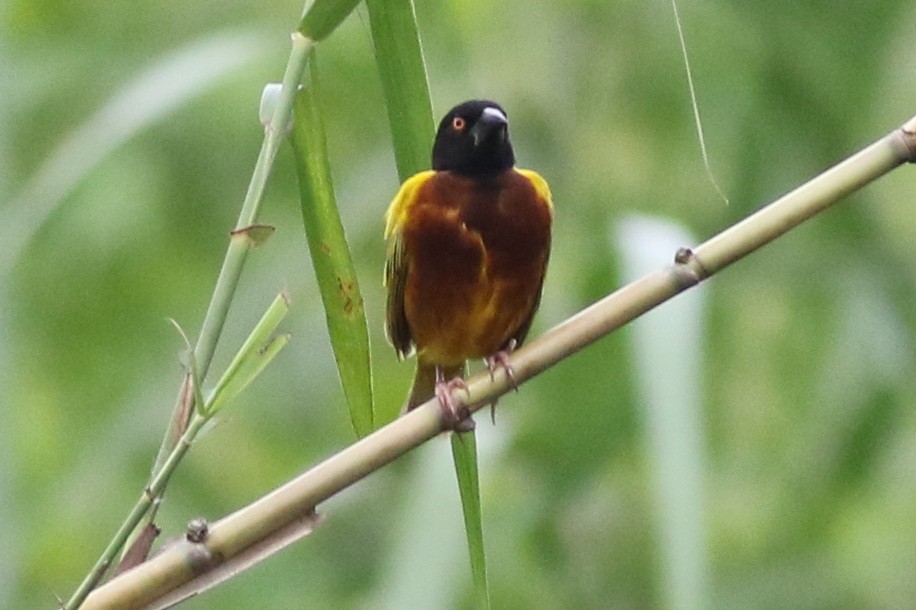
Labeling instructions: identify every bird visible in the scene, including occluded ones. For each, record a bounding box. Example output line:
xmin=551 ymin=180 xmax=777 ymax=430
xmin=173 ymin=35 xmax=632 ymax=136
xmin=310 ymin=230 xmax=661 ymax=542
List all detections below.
xmin=383 ymin=99 xmax=553 ymax=429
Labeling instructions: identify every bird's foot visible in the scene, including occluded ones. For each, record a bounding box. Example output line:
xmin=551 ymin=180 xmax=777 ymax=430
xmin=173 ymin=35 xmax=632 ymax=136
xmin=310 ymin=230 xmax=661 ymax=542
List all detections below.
xmin=434 ymin=373 xmax=474 ymax=432
xmin=484 ymin=340 xmax=519 ymax=425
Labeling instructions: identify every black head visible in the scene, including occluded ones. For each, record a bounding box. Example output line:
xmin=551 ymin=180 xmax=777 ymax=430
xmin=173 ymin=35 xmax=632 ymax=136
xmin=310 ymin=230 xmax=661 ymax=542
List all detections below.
xmin=431 ymin=100 xmax=515 ymax=176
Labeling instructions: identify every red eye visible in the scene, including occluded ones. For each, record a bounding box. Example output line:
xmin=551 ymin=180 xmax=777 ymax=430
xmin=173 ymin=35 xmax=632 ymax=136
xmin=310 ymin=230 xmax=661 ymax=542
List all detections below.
xmin=452 ymin=116 xmax=466 ymax=131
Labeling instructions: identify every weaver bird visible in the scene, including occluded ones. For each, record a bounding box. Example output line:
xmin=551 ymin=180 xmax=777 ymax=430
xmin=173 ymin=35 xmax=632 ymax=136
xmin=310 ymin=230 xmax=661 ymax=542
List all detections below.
xmin=384 ymin=100 xmax=553 ymax=429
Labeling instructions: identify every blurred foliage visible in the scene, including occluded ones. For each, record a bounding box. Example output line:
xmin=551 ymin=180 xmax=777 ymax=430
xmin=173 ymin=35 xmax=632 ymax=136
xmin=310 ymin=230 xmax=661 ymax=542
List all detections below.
xmin=2 ymin=0 xmax=916 ymax=608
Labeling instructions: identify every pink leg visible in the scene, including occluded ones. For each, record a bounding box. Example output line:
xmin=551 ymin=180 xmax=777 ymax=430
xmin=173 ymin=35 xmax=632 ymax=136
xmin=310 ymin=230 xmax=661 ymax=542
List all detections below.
xmin=484 ymin=340 xmax=519 ymax=424
xmin=434 ymin=368 xmax=475 ymax=432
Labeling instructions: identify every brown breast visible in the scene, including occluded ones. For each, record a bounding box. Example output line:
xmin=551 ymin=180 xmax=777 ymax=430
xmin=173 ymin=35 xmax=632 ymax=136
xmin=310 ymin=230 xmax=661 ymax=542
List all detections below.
xmin=401 ymin=170 xmax=552 ymax=364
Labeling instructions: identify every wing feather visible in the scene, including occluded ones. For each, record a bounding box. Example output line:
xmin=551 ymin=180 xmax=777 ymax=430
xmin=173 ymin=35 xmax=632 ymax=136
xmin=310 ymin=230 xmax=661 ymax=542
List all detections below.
xmin=507 ymin=168 xmax=553 ymax=348
xmin=383 ymin=171 xmax=435 ymax=359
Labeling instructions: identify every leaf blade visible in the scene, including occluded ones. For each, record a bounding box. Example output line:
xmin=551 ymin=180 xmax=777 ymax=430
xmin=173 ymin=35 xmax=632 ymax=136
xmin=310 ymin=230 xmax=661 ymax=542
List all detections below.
xmin=365 ymin=0 xmax=435 ymax=181
xmin=205 ymin=293 xmax=291 ymax=416
xmin=451 ymin=431 xmax=491 ymax=610
xmin=298 ymin=0 xmax=362 ymax=42
xmin=290 ymin=60 xmax=374 ymax=437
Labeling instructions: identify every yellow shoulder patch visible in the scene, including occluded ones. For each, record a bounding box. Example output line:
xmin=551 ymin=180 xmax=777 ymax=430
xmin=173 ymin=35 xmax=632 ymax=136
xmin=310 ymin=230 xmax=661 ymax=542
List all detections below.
xmin=516 ymin=168 xmax=554 ymax=212
xmin=384 ymin=170 xmax=436 ymax=239
xmin=384 ymin=170 xmax=434 ymax=358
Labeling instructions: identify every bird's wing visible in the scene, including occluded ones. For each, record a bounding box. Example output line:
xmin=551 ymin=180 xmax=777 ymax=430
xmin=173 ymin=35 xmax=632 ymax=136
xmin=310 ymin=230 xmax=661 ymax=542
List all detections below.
xmin=384 ymin=171 xmax=435 ymax=359
xmin=508 ymin=169 xmax=554 ymax=348
xmin=516 ymin=169 xmax=554 ymax=214
xmin=508 ymin=266 xmax=548 ymax=348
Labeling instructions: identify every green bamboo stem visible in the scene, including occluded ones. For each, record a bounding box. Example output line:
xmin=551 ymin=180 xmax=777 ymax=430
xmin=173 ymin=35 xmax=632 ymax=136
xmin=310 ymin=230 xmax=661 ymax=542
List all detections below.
xmin=194 ymin=33 xmax=310 ymax=373
xmin=151 ymin=32 xmax=314 ymax=479
xmin=78 ymin=116 xmax=916 ymax=610
xmin=144 ymin=32 xmax=312 ymax=506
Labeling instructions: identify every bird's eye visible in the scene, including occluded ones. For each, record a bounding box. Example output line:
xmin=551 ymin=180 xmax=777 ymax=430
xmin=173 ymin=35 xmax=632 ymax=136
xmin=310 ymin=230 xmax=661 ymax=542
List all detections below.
xmin=452 ymin=117 xmax=466 ymax=131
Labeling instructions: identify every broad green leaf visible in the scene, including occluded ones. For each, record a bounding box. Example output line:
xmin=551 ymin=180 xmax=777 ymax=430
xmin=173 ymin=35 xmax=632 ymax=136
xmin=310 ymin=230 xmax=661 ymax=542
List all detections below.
xmin=297 ymin=0 xmax=362 ymax=42
xmin=205 ymin=293 xmax=291 ymax=417
xmin=365 ymin=0 xmax=435 ymax=180
xmin=451 ymin=431 xmax=490 ymax=609
xmin=290 ymin=60 xmax=374 ymax=437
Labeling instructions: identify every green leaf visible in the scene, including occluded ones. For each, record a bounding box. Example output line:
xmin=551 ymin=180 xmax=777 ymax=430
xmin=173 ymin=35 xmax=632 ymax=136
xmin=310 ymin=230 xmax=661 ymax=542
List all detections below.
xmin=365 ymin=0 xmax=435 ymax=181
xmin=297 ymin=0 xmax=362 ymax=42
xmin=290 ymin=60 xmax=374 ymax=437
xmin=204 ymin=293 xmax=291 ymax=417
xmin=450 ymin=431 xmax=491 ymax=610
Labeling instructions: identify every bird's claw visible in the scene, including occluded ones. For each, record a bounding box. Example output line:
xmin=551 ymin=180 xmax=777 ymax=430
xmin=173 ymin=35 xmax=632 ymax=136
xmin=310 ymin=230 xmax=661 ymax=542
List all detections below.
xmin=485 ymin=350 xmax=518 ymax=388
xmin=484 ymin=341 xmax=519 ymax=425
xmin=434 ymin=376 xmax=475 ymax=432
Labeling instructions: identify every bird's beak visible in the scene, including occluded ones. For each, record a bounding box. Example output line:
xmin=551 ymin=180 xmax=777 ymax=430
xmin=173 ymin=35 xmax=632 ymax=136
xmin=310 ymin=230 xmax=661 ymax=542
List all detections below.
xmin=471 ymin=107 xmax=508 ymax=147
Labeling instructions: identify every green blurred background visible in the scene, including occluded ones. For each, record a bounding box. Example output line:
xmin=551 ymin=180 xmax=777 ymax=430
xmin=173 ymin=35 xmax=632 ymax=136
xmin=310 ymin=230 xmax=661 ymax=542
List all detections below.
xmin=3 ymin=0 xmax=916 ymax=608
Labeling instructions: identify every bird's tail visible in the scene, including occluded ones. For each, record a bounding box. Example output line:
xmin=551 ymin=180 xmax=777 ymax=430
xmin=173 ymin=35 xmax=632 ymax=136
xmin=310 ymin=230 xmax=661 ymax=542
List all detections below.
xmin=403 ymin=359 xmax=466 ymax=413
